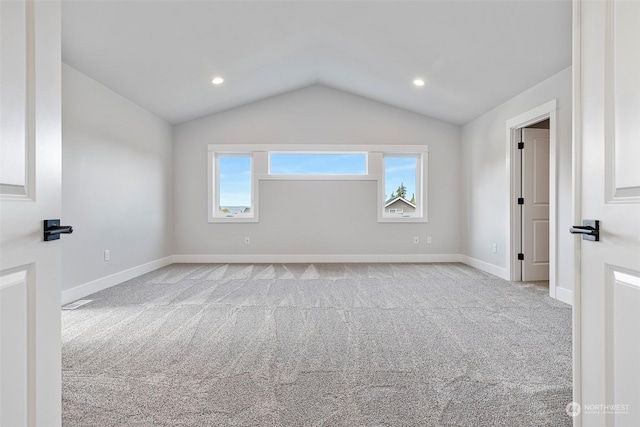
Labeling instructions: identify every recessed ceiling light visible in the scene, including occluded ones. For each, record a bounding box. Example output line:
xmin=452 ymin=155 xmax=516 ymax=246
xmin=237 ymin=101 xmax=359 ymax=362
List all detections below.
xmin=211 ymin=77 xmax=224 ymax=85
xmin=413 ymin=78 xmax=425 ymax=87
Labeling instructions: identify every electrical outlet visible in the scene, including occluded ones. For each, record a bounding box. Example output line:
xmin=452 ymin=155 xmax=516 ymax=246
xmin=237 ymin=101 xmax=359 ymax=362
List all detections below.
xmin=245 ymin=237 xmax=250 ymax=244
xmin=492 ymin=243 xmax=497 ymax=253
xmin=427 ymin=236 xmax=432 ymax=244
xmin=413 ymin=236 xmax=419 ymax=244
xmin=104 ymin=250 xmax=110 ymax=261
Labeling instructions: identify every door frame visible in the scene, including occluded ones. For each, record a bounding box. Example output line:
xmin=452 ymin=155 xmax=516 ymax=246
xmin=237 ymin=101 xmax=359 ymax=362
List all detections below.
xmin=505 ymin=99 xmax=558 ymax=297
xmin=571 ymin=0 xmax=583 ymax=423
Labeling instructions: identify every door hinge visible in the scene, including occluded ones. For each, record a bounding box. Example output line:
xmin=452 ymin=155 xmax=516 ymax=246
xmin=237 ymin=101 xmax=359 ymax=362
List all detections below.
xmin=517 ymin=197 xmax=524 ymax=205
xmin=518 ymin=142 xmax=524 ymax=149
xmin=517 ymin=253 xmax=524 ymax=261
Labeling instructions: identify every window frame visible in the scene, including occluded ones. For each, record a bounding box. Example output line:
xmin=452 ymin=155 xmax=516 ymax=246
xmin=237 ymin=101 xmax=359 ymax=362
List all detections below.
xmin=378 ymin=151 xmax=428 ymax=223
xmin=208 ymin=151 xmax=258 ymax=223
xmin=207 ymin=144 xmax=428 ymax=223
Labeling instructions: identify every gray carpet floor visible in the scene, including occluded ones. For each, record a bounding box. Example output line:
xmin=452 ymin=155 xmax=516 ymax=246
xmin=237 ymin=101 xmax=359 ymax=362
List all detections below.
xmin=62 ymin=263 xmax=572 ymax=426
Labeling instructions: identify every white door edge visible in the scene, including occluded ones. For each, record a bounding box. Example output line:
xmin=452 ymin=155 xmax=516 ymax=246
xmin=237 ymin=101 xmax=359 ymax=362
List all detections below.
xmin=571 ymin=1 xmax=583 ymax=425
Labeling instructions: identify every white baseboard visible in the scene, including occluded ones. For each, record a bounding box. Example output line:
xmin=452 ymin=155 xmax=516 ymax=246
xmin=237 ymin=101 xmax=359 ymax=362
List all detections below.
xmin=60 ymin=253 xmax=571 ymax=306
xmin=173 ymin=253 xmax=465 ymax=264
xmin=555 ymin=287 xmax=573 ymax=305
xmin=61 ymin=256 xmax=174 ymax=305
xmin=460 ymin=255 xmax=509 ymax=280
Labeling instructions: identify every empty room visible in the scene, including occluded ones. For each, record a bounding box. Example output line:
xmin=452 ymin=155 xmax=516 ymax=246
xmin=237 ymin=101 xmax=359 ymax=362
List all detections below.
xmin=2 ymin=0 xmax=639 ymax=426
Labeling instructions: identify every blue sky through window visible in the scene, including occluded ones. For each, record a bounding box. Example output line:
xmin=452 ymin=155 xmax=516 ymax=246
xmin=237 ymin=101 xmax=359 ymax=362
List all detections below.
xmin=270 ymin=153 xmax=366 ymax=175
xmin=384 ymin=156 xmax=417 ymax=203
xmin=219 ymin=156 xmax=251 ymax=208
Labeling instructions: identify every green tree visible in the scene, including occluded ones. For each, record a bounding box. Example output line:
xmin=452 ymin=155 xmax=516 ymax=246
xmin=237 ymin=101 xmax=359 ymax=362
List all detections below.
xmin=410 ymin=193 xmax=416 ymax=204
xmin=395 ymin=183 xmax=407 ymax=199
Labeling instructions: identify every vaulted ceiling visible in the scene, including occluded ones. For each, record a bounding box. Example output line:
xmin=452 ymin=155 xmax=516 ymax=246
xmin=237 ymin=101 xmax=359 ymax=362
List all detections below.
xmin=62 ymin=0 xmax=572 ymax=126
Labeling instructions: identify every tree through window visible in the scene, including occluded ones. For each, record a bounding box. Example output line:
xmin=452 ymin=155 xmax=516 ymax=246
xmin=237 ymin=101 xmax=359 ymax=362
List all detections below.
xmin=384 ymin=155 xmax=420 ymax=217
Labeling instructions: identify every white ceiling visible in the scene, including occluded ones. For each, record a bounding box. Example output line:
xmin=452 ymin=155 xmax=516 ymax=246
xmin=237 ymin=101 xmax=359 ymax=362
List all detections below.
xmin=62 ymin=0 xmax=572 ymax=126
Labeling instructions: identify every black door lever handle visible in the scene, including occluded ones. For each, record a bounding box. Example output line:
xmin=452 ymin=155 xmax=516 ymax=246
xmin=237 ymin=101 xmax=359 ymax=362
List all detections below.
xmin=569 ymin=219 xmax=599 ymax=241
xmin=44 ymin=219 xmax=74 ymax=241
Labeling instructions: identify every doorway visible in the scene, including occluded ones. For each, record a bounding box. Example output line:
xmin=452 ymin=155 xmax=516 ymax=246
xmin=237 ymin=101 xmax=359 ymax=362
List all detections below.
xmin=519 ymin=120 xmax=550 ymax=281
xmin=505 ymin=99 xmax=558 ymax=299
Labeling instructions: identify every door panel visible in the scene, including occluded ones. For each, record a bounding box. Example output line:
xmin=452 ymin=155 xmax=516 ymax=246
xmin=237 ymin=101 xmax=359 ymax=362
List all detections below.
xmin=610 ymin=0 xmax=640 ymax=199
xmin=576 ymin=0 xmax=640 ymax=425
xmin=0 ymin=266 xmax=32 ymax=426
xmin=522 ymin=128 xmax=550 ymax=281
xmin=0 ymin=0 xmax=62 ymax=425
xmin=532 ymin=220 xmax=549 ymax=264
xmin=533 ymin=137 xmax=550 ymax=204
xmin=607 ymin=267 xmax=640 ymax=425
xmin=0 ymin=0 xmax=29 ymax=196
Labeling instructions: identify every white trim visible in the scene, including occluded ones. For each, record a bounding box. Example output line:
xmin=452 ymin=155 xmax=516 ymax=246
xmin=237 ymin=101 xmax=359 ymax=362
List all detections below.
xmin=460 ymin=255 xmax=509 ymax=280
xmin=208 ymin=152 xmax=259 ymax=223
xmin=59 ymin=253 xmax=553 ymax=306
xmin=505 ymin=100 xmax=559 ymax=302
xmin=173 ymin=253 xmax=463 ymax=264
xmin=555 ymin=286 xmax=573 ymax=306
xmin=258 ymin=174 xmax=376 ymax=181
xmin=207 ymin=144 xmax=429 ymax=224
xmin=60 ymin=256 xmax=174 ymax=305
xmin=207 ymin=144 xmax=428 ymax=153
xmin=572 ymin=0 xmax=583 ymax=423
xmin=379 ymin=151 xmax=428 ymax=223
xmin=377 ymin=216 xmax=429 ymax=223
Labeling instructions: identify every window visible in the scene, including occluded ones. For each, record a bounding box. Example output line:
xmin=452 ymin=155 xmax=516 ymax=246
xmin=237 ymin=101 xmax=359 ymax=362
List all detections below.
xmin=208 ymin=144 xmax=427 ymax=223
xmin=383 ymin=154 xmax=422 ymax=219
xmin=269 ymin=152 xmax=367 ymax=175
xmin=209 ymin=153 xmax=255 ymax=222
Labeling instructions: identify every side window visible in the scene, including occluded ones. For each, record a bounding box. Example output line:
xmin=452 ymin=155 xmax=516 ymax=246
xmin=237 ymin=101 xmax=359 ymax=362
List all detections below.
xmin=383 ymin=154 xmax=421 ymax=218
xmin=210 ymin=153 xmax=254 ymax=221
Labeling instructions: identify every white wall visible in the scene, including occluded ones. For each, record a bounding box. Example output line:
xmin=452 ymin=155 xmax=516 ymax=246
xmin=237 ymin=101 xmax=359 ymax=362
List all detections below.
xmin=173 ymin=85 xmax=461 ymax=260
xmin=60 ymin=65 xmax=572 ymax=299
xmin=62 ymin=64 xmax=174 ymax=296
xmin=461 ymin=67 xmax=573 ymax=296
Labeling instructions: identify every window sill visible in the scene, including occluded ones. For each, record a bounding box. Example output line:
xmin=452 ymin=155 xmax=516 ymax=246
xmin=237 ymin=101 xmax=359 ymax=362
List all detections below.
xmin=209 ymin=216 xmax=259 ymax=223
xmin=378 ymin=216 xmax=428 ymax=223
xmin=257 ymin=174 xmax=376 ymax=181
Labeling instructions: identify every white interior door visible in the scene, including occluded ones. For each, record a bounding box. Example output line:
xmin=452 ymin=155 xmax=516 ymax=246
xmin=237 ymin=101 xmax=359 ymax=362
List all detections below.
xmin=574 ymin=0 xmax=640 ymax=425
xmin=0 ymin=1 xmax=62 ymax=425
xmin=522 ymin=127 xmax=550 ymax=281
